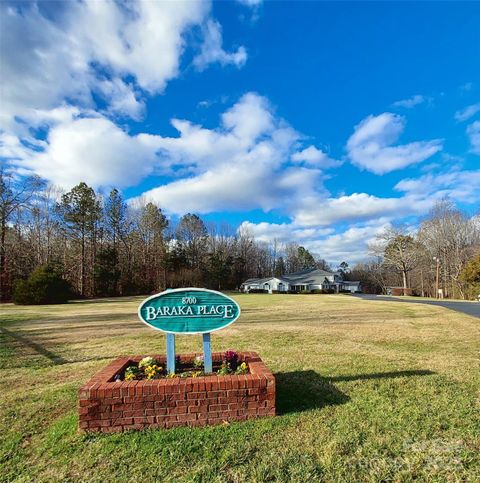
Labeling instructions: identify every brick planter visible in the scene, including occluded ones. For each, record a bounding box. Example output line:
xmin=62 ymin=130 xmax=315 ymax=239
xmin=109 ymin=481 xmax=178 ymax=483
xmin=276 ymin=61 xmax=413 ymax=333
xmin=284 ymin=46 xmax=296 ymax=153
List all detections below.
xmin=79 ymin=352 xmax=275 ymax=433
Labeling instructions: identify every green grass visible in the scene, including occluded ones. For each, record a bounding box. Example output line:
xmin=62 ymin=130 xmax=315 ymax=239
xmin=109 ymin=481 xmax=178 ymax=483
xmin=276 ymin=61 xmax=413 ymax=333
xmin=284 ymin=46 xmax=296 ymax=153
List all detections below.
xmin=1 ymin=293 xmax=479 ymax=481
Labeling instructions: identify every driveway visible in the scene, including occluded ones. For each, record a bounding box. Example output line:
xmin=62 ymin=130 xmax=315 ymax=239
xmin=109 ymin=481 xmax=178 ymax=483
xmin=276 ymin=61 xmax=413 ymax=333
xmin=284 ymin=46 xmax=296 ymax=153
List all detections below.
xmin=352 ymin=294 xmax=480 ymax=319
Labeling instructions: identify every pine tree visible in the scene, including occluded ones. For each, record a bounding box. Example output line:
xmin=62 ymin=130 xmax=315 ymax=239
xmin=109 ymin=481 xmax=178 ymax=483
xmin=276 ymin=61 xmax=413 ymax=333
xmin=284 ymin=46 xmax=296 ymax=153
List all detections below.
xmin=56 ymin=182 xmax=101 ymax=297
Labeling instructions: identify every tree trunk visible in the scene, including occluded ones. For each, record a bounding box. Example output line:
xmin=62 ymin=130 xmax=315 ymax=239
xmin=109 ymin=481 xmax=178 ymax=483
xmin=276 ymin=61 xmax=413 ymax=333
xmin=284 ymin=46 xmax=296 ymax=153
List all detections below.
xmin=81 ymin=228 xmax=85 ymax=297
xmin=0 ymin=217 xmax=6 ymax=301
xmin=402 ymin=268 xmax=408 ymax=291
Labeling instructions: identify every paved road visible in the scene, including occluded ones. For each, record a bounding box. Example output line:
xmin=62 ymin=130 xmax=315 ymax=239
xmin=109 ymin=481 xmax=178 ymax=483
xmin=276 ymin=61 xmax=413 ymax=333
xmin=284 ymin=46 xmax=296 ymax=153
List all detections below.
xmin=352 ymin=294 xmax=480 ymax=319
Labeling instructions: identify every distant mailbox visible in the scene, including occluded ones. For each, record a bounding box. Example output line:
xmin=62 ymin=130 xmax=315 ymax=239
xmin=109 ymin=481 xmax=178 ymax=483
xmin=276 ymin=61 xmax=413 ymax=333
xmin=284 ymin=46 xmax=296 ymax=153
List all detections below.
xmin=138 ymin=288 xmax=241 ymax=334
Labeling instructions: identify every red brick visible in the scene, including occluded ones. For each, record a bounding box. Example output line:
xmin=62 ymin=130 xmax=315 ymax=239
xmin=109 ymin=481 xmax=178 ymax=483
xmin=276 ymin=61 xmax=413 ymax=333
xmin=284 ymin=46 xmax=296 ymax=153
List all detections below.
xmin=79 ymin=352 xmax=275 ymax=432
xmin=114 ymin=417 xmax=133 ymax=426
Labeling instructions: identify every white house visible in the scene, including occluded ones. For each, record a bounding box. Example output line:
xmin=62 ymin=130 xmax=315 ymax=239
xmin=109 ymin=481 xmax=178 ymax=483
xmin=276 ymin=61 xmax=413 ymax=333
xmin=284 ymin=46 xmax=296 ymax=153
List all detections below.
xmin=240 ymin=268 xmax=361 ymax=294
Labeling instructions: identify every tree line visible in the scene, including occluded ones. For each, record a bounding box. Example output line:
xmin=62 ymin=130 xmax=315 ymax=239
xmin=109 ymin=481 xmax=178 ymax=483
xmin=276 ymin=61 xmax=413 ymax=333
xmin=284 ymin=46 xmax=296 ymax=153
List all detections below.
xmin=0 ymin=171 xmax=330 ymax=301
xmin=1 ymin=170 xmax=479 ymax=301
xmin=349 ymin=199 xmax=480 ymax=299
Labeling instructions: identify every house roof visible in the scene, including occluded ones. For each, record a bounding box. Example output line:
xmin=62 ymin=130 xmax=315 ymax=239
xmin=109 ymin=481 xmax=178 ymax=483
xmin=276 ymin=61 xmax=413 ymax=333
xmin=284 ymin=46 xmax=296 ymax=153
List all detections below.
xmin=242 ymin=269 xmax=346 ymax=287
xmin=282 ymin=268 xmax=339 ymax=285
xmin=242 ymin=277 xmax=279 ymax=285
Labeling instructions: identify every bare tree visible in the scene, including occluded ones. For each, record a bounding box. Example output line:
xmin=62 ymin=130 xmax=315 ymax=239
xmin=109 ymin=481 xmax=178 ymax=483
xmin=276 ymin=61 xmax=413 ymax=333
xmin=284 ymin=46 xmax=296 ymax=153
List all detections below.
xmin=418 ymin=199 xmax=479 ymax=299
xmin=0 ymin=169 xmax=45 ymax=300
xmin=371 ymin=227 xmax=420 ymax=292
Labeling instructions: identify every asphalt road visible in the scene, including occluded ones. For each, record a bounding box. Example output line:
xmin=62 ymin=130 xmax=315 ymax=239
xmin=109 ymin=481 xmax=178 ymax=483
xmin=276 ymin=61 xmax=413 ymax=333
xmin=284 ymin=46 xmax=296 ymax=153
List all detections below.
xmin=352 ymin=294 xmax=480 ymax=319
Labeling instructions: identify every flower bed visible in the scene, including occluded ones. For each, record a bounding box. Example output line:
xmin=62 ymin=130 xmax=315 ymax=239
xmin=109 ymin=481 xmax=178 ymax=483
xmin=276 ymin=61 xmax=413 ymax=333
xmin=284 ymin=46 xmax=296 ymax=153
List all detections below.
xmin=78 ymin=351 xmax=275 ymax=432
xmin=120 ymin=350 xmax=249 ymax=381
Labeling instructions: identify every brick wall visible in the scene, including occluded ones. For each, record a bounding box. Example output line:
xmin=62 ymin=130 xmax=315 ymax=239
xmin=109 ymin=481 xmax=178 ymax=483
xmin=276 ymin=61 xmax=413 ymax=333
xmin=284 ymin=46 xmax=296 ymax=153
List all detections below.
xmin=79 ymin=352 xmax=275 ymax=432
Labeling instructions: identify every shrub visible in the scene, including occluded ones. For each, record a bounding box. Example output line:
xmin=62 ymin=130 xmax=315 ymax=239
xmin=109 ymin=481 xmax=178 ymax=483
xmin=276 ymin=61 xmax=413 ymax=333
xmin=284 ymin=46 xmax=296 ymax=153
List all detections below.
xmin=460 ymin=252 xmax=480 ymax=300
xmin=13 ymin=265 xmax=71 ymax=305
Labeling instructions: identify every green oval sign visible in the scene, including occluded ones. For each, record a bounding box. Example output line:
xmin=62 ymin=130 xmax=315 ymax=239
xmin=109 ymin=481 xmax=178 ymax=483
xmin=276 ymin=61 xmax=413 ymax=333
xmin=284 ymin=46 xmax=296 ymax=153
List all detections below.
xmin=138 ymin=288 xmax=241 ymax=334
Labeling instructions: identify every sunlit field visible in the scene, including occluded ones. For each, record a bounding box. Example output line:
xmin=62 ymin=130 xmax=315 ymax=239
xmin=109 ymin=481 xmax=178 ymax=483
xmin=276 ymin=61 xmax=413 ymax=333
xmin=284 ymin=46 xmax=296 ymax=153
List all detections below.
xmin=1 ymin=293 xmax=479 ymax=481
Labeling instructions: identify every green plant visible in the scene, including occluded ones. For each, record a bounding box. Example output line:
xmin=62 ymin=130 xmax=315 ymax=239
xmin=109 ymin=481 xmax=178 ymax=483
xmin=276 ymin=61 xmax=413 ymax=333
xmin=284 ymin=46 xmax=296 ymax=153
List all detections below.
xmin=193 ymin=355 xmax=204 ymax=369
xmin=459 ymin=252 xmax=480 ymax=299
xmin=179 ymin=370 xmax=203 ymax=378
xmin=217 ymin=361 xmax=231 ymax=375
xmin=12 ymin=265 xmax=71 ymax=305
xmin=138 ymin=356 xmax=157 ymax=369
xmin=235 ymin=362 xmax=248 ymax=375
xmin=217 ymin=351 xmax=248 ymax=375
xmin=144 ymin=364 xmax=162 ymax=379
xmin=124 ymin=366 xmax=139 ymax=381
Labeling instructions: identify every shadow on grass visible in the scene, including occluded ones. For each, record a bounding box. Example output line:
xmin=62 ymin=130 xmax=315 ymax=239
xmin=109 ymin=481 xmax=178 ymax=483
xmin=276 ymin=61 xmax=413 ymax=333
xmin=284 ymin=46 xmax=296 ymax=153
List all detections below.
xmin=330 ymin=369 xmax=435 ymax=382
xmin=275 ymin=369 xmax=435 ymax=414
xmin=0 ymin=326 xmax=113 ymax=366
xmin=275 ymin=370 xmax=349 ymax=414
xmin=69 ymin=296 xmax=142 ymax=304
xmin=0 ymin=326 xmax=68 ymax=365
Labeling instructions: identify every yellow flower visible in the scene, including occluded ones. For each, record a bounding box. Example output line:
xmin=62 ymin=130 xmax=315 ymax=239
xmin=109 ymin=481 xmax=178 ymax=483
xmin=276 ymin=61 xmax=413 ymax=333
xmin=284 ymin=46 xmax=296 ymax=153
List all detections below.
xmin=145 ymin=364 xmax=161 ymax=379
xmin=125 ymin=372 xmax=135 ymax=381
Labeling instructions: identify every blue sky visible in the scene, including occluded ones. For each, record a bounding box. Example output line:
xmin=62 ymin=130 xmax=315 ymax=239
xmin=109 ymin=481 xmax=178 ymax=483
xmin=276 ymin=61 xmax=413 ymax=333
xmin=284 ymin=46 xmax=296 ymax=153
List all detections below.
xmin=1 ymin=0 xmax=479 ymax=263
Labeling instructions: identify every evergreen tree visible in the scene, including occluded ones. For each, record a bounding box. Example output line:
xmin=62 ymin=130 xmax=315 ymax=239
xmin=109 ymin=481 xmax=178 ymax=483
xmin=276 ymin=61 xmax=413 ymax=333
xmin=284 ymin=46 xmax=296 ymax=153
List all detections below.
xmin=56 ymin=182 xmax=101 ymax=297
xmin=94 ymin=247 xmax=120 ymax=297
xmin=297 ymin=246 xmax=316 ymax=270
xmin=138 ymin=202 xmax=168 ymax=291
xmin=274 ymin=256 xmax=286 ymax=277
xmin=460 ymin=252 xmax=480 ymax=299
xmin=337 ymin=261 xmax=349 ymax=276
xmin=104 ymin=189 xmax=130 ymax=295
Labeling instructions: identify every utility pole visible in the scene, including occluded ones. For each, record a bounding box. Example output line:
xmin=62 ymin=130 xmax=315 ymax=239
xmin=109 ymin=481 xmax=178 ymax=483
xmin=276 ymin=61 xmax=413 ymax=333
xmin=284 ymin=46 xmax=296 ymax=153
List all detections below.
xmin=434 ymin=256 xmax=440 ymax=299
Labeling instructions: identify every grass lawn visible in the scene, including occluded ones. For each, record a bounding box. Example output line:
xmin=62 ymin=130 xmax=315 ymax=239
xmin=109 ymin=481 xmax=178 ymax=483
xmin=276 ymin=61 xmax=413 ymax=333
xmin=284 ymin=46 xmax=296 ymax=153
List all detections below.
xmin=1 ymin=293 xmax=479 ymax=481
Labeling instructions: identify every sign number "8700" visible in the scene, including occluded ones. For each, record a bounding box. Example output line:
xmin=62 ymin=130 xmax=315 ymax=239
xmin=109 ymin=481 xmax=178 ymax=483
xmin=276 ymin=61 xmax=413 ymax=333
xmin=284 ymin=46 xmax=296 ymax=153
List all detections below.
xmin=182 ymin=297 xmax=197 ymax=304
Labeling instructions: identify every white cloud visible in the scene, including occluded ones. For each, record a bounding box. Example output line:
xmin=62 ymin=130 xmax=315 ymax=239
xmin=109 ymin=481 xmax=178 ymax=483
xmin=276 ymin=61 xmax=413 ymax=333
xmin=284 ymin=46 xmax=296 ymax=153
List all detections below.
xmin=193 ymin=20 xmax=247 ymax=71
xmin=131 ymin=93 xmax=327 ymax=214
xmin=3 ymin=93 xmax=332 ymax=204
xmin=292 ymin=193 xmax=424 ymax=227
xmin=306 ymin=221 xmax=392 ymax=264
xmin=346 ymin=113 xmax=443 ymax=174
xmin=238 ymin=218 xmax=391 ymax=265
xmin=240 ymin=162 xmax=480 ymax=263
xmin=395 ymin=168 xmax=480 ymax=203
xmin=290 ymin=167 xmax=480 ymax=228
xmin=454 ymin=103 xmax=480 ymax=122
xmin=291 ymin=145 xmax=342 ymax=169
xmin=0 ymin=0 xmax=245 ymax=131
xmin=97 ymin=79 xmax=145 ymax=120
xmin=466 ymin=121 xmax=480 ymax=154
xmin=392 ymin=95 xmax=426 ymax=109
xmin=239 ymin=221 xmax=333 ymax=243
xmin=236 ymin=0 xmax=263 ymax=6
xmin=13 ymin=116 xmax=160 ymax=189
